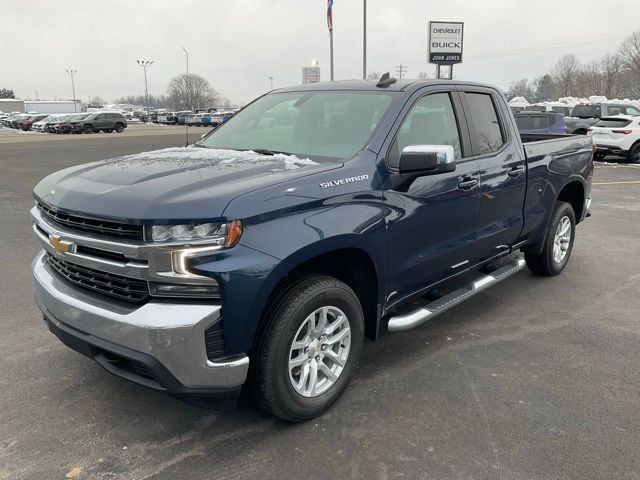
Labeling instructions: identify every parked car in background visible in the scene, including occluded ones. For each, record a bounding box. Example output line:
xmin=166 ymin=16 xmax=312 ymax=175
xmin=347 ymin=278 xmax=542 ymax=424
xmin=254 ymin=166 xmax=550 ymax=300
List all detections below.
xmin=523 ymin=105 xmax=546 ymax=113
xmin=565 ymin=103 xmax=640 ymax=134
xmin=157 ymin=112 xmax=178 ymax=125
xmin=20 ymin=114 xmax=49 ymax=131
xmin=184 ymin=114 xmax=198 ymax=126
xmin=8 ymin=114 xmax=32 ymax=129
xmin=57 ymin=114 xmax=91 ymax=134
xmin=211 ymin=111 xmax=235 ymax=127
xmin=32 ymin=115 xmax=63 ymax=132
xmin=588 ymin=115 xmax=640 ymax=163
xmin=176 ymin=111 xmax=194 ymax=125
xmin=70 ymin=112 xmax=128 ymax=133
xmin=50 ymin=114 xmax=77 ymax=134
xmin=514 ymin=112 xmax=568 ymax=135
xmin=549 ymin=105 xmax=573 ymax=117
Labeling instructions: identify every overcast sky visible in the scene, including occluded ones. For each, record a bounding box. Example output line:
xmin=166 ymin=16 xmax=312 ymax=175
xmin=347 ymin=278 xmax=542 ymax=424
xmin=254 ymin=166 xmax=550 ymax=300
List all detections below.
xmin=2 ymin=0 xmax=639 ymax=105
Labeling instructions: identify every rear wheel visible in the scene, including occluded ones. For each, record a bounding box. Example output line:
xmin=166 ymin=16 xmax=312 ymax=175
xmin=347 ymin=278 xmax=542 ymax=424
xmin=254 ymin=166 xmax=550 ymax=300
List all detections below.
xmin=251 ymin=275 xmax=364 ymax=422
xmin=525 ymin=201 xmax=576 ymax=276
xmin=628 ymin=144 xmax=640 ymax=164
xmin=83 ymin=124 xmax=94 ymax=134
xmin=593 ymin=152 xmax=605 ymax=161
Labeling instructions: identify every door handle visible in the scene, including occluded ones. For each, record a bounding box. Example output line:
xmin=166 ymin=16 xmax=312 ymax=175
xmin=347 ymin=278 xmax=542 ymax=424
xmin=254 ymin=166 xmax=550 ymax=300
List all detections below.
xmin=507 ymin=167 xmax=524 ymax=178
xmin=458 ymin=178 xmax=478 ymax=190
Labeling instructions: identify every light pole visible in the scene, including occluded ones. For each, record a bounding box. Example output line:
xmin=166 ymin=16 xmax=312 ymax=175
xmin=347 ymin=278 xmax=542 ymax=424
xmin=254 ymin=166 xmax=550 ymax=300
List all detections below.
xmin=269 ymin=76 xmax=274 ymax=90
xmin=363 ymin=0 xmax=367 ymax=79
xmin=65 ymin=69 xmax=78 ymax=112
xmin=182 ymin=47 xmax=189 ymax=75
xmin=136 ymin=59 xmax=153 ymax=113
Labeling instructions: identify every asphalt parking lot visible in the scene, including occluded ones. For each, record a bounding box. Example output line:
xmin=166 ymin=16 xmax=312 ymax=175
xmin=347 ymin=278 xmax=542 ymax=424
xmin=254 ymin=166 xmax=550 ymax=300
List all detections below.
xmin=1 ymin=127 xmax=640 ymax=480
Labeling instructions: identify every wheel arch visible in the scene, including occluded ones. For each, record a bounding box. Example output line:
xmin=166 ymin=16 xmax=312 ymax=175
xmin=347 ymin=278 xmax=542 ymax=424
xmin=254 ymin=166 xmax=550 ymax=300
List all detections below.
xmin=253 ymin=240 xmax=384 ymax=355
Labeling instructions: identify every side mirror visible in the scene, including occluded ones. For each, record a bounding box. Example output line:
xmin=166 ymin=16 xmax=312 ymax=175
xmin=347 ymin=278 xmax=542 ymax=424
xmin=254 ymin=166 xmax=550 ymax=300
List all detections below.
xmin=399 ymin=145 xmax=456 ymax=177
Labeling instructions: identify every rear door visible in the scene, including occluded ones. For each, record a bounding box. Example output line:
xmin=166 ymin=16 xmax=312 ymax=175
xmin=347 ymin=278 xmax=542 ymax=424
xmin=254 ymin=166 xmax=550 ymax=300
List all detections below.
xmin=383 ymin=87 xmax=482 ymax=303
xmin=458 ymin=88 xmax=527 ymax=260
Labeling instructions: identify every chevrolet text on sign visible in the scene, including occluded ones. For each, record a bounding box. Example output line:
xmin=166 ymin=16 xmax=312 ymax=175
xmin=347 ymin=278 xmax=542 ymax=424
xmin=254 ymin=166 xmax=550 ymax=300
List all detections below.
xmin=428 ymin=21 xmax=464 ymax=64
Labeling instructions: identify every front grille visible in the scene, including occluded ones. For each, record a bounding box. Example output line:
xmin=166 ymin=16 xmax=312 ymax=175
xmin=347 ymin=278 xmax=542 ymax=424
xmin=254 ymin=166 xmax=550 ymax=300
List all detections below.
xmin=46 ymin=253 xmax=149 ymax=303
xmin=205 ymin=320 xmax=226 ymax=361
xmin=38 ymin=202 xmax=144 ymax=241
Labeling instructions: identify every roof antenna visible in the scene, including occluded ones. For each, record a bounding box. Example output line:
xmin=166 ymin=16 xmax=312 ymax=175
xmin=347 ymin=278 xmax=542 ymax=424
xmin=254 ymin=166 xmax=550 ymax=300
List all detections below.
xmin=376 ymin=72 xmax=397 ymax=88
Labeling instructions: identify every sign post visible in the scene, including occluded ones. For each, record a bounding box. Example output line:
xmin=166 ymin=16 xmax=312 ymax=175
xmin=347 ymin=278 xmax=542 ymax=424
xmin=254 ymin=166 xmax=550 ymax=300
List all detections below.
xmin=428 ymin=21 xmax=464 ymax=80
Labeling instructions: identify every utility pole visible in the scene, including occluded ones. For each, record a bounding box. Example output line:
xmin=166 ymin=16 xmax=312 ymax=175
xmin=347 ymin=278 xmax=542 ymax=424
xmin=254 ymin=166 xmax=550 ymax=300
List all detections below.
xmin=269 ymin=76 xmax=274 ymax=90
xmin=136 ymin=60 xmax=153 ymax=113
xmin=363 ymin=0 xmax=367 ymax=79
xmin=35 ymin=91 xmax=39 ymax=101
xmin=65 ymin=69 xmax=78 ymax=112
xmin=395 ymin=64 xmax=407 ymax=80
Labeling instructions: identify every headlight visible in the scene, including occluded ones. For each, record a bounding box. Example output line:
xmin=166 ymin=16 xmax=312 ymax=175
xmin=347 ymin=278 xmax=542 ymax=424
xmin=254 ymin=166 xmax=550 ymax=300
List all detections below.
xmin=149 ymin=220 xmax=242 ymax=247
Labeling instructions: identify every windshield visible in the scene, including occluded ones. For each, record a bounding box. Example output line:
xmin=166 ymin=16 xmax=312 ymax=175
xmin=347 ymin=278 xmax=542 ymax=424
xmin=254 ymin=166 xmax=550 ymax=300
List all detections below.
xmin=199 ymin=91 xmax=395 ymax=162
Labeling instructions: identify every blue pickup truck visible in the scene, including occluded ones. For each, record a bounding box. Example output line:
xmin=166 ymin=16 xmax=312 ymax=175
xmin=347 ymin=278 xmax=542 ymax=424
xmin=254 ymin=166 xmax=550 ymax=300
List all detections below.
xmin=31 ymin=78 xmax=593 ymax=421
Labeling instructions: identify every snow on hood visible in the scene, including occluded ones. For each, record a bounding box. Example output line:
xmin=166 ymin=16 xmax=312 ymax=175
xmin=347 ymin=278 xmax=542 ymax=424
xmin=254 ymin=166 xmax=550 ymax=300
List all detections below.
xmin=99 ymin=146 xmax=319 ymax=172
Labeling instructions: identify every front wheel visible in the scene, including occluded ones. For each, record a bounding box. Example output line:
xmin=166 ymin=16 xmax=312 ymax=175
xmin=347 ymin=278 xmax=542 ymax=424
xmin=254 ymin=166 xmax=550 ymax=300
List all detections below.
xmin=525 ymin=201 xmax=576 ymax=276
xmin=114 ymin=123 xmax=124 ymax=133
xmin=83 ymin=124 xmax=94 ymax=134
xmin=251 ymin=275 xmax=364 ymax=422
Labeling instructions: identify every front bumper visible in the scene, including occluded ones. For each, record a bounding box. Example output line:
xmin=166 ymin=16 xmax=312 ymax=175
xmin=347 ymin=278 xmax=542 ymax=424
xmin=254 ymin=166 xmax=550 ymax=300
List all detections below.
xmin=32 ymin=251 xmax=249 ymax=401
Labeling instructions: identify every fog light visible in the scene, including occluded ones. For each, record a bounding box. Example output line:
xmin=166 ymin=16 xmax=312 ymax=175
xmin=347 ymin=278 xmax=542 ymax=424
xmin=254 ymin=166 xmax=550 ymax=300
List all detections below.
xmin=148 ymin=281 xmax=219 ymax=298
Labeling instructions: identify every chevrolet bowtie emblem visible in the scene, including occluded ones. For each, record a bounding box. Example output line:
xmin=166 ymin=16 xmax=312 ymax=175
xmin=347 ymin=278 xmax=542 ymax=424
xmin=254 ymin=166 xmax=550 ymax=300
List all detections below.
xmin=49 ymin=234 xmax=73 ymax=254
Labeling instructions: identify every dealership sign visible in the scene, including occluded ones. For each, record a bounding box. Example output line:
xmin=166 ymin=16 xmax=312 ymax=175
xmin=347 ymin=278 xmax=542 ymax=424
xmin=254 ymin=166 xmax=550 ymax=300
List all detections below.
xmin=428 ymin=21 xmax=464 ymax=64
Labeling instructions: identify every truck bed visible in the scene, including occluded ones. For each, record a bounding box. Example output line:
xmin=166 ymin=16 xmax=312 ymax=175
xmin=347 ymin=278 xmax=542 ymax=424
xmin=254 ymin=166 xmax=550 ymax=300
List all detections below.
xmin=521 ymin=133 xmax=593 ymax=160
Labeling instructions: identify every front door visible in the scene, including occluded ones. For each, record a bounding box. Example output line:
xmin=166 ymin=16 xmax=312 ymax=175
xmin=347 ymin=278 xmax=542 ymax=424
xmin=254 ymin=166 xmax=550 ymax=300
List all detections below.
xmin=383 ymin=89 xmax=481 ymax=305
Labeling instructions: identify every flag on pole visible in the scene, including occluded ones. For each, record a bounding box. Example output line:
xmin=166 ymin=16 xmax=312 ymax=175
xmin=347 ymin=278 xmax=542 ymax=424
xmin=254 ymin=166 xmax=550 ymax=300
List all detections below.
xmin=327 ymin=0 xmax=333 ymax=31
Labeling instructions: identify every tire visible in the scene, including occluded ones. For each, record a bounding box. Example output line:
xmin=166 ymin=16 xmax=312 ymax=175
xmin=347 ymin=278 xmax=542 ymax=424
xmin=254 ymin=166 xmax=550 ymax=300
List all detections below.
xmin=114 ymin=123 xmax=124 ymax=133
xmin=83 ymin=124 xmax=94 ymax=134
xmin=593 ymin=152 xmax=605 ymax=161
xmin=251 ymin=275 xmax=364 ymax=422
xmin=104 ymin=129 xmax=113 ymax=133
xmin=525 ymin=201 xmax=576 ymax=276
xmin=628 ymin=143 xmax=640 ymax=164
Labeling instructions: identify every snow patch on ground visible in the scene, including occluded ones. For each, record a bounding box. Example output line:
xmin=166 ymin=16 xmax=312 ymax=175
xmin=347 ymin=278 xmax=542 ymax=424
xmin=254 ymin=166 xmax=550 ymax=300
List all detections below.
xmin=104 ymin=146 xmax=319 ymax=172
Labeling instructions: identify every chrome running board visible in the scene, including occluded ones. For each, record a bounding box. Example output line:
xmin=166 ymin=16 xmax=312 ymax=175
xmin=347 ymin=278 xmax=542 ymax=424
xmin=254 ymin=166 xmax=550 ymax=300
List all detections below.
xmin=387 ymin=257 xmax=526 ymax=333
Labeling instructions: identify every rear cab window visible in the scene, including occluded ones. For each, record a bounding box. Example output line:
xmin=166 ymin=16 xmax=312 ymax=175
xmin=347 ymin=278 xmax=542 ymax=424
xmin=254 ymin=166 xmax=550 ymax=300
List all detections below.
xmin=464 ymin=92 xmax=506 ymax=155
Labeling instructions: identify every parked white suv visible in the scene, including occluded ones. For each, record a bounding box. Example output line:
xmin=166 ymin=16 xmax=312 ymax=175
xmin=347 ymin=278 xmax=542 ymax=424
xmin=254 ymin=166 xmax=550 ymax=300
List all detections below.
xmin=589 ymin=115 xmax=640 ymax=163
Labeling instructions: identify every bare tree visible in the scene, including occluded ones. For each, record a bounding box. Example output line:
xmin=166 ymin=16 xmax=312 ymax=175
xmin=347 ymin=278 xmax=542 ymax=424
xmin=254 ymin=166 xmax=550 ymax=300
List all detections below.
xmin=619 ymin=32 xmax=640 ymax=96
xmin=553 ymin=54 xmax=580 ymax=97
xmin=575 ymin=61 xmax=603 ymax=97
xmin=600 ymin=54 xmax=623 ymax=97
xmin=167 ymin=73 xmax=219 ymax=111
xmin=417 ymin=71 xmax=430 ymax=80
xmin=367 ymin=71 xmax=381 ymax=80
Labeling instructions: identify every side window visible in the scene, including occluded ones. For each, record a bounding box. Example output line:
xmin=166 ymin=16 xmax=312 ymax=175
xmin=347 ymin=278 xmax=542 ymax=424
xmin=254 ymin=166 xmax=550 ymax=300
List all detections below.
xmin=515 ymin=116 xmax=530 ymax=130
xmin=608 ymin=106 xmax=622 ymax=116
xmin=387 ymin=92 xmax=463 ymax=169
xmin=465 ymin=93 xmax=505 ymax=155
xmin=624 ymin=106 xmax=640 ymax=116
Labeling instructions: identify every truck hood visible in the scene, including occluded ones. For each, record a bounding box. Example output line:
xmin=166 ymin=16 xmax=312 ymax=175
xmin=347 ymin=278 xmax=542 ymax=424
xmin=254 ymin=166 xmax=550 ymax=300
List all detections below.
xmin=33 ymin=147 xmax=337 ymax=223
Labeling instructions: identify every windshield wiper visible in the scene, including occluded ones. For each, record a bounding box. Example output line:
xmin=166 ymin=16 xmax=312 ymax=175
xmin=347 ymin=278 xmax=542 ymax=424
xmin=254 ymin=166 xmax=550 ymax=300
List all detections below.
xmin=250 ymin=148 xmax=276 ymax=156
xmin=191 ymin=143 xmax=207 ymax=148
xmin=248 ymin=148 xmax=295 ymax=156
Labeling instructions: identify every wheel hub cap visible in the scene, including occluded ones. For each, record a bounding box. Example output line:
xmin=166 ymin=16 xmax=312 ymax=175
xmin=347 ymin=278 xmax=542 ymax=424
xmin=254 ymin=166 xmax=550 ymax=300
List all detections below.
xmin=553 ymin=216 xmax=572 ymax=264
xmin=288 ymin=306 xmax=351 ymax=398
